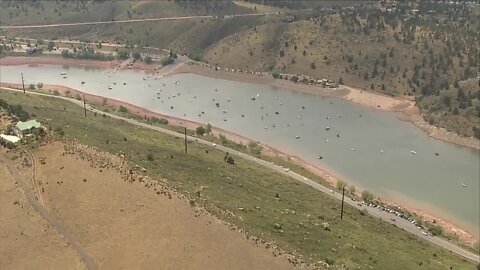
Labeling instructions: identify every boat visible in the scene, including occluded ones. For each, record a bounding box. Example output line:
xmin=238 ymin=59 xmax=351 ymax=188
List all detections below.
xmin=317 ymin=156 xmax=324 ymax=160
xmin=380 ymin=149 xmax=384 ymax=153
xmin=108 ymin=86 xmax=112 ymax=90
xmin=325 ymin=126 xmax=330 ymax=131
xmin=350 ymin=148 xmax=355 ymax=151
xmin=60 ymin=72 xmax=66 ymax=76
xmin=62 ymin=75 xmax=67 ymax=78
xmin=295 ymin=136 xmax=300 ymax=139
xmin=410 ymin=150 xmax=417 ymax=155
xmin=461 ymin=182 xmax=467 ymax=187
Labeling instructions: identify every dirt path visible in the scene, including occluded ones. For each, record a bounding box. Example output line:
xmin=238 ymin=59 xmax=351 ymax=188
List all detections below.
xmin=0 ymin=154 xmax=97 ymax=270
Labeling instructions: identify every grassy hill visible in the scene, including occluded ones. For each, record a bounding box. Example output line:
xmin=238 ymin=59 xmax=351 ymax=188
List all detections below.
xmin=0 ymin=88 xmax=476 ymax=269
xmin=0 ymin=0 xmax=478 ymax=137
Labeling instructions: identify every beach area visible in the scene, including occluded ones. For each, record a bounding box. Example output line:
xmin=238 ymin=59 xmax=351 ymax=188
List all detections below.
xmin=1 ymin=55 xmax=479 ymax=243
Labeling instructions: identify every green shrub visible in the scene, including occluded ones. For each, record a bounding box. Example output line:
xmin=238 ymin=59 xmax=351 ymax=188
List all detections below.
xmin=196 ymin=126 xmax=206 ymax=136
xmin=118 ymin=105 xmax=128 ymax=113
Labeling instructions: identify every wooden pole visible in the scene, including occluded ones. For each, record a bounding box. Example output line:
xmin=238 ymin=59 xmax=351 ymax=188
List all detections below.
xmin=184 ymin=127 xmax=187 ymax=154
xmin=21 ymin=73 xmax=25 ymax=93
xmin=83 ymin=95 xmax=87 ymax=118
xmin=341 ymin=185 xmax=345 ymax=220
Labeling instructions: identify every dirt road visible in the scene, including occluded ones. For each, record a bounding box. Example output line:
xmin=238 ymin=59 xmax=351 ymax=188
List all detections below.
xmin=0 ymin=154 xmax=97 ymax=270
xmin=0 ymin=13 xmax=280 ymax=29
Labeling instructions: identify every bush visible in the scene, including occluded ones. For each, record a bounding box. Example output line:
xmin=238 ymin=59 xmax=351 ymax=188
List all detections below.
xmin=146 ymin=153 xmax=154 ymax=162
xmin=196 ymin=126 xmax=206 ymax=136
xmin=151 ymin=117 xmax=168 ymax=125
xmin=248 ymin=141 xmax=262 ymax=155
xmin=36 ymin=83 xmax=43 ymax=89
xmin=226 ymin=156 xmax=235 ymax=165
xmin=206 ymin=123 xmax=212 ymax=134
xmin=161 ymin=56 xmax=174 ymax=66
xmin=336 ymin=180 xmax=346 ymax=190
xmin=272 ymin=72 xmax=280 ymax=79
xmin=348 ymin=184 xmax=356 ymax=194
xmin=428 ymin=225 xmax=443 ymax=236
xmin=53 ymin=90 xmax=60 ymax=96
xmin=144 ymin=55 xmax=152 ymax=64
xmin=116 ymin=49 xmax=129 ymax=60
xmin=118 ymin=105 xmax=128 ymax=113
xmin=361 ymin=190 xmax=374 ymax=202
xmin=29 ymin=84 xmax=35 ymax=90
xmin=219 ymin=134 xmax=228 ymax=145
xmin=132 ymin=51 xmax=141 ymax=60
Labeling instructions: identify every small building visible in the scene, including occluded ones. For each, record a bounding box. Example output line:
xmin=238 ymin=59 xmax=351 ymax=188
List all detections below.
xmin=13 ymin=119 xmax=42 ymax=138
xmin=0 ymin=134 xmax=21 ymax=144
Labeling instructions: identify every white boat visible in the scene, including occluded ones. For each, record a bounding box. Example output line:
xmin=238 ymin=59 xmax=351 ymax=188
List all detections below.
xmin=325 ymin=126 xmax=330 ymax=131
xmin=317 ymin=156 xmax=324 ymax=160
xmin=108 ymin=86 xmax=112 ymax=90
xmin=410 ymin=150 xmax=417 ymax=155
xmin=62 ymin=75 xmax=67 ymax=79
xmin=461 ymin=182 xmax=467 ymax=187
xmin=380 ymin=149 xmax=384 ymax=153
xmin=295 ymin=136 xmax=300 ymax=139
xmin=60 ymin=72 xmax=66 ymax=76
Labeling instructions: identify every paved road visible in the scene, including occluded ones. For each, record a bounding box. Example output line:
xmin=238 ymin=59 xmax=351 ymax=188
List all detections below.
xmin=0 ymin=153 xmax=97 ymax=270
xmin=0 ymin=13 xmax=280 ymax=29
xmin=1 ymin=87 xmax=478 ymax=263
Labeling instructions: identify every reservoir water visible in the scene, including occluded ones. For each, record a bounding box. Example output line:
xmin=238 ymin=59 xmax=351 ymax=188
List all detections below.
xmin=1 ymin=64 xmax=478 ymax=234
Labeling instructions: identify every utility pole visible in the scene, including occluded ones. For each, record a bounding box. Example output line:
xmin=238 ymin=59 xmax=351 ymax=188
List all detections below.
xmin=83 ymin=95 xmax=87 ymax=118
xmin=341 ymin=185 xmax=345 ymax=220
xmin=21 ymin=73 xmax=25 ymax=93
xmin=184 ymin=127 xmax=187 ymax=154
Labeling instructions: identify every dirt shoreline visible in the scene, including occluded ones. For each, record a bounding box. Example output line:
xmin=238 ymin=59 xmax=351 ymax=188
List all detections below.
xmin=1 ymin=81 xmax=477 ymax=244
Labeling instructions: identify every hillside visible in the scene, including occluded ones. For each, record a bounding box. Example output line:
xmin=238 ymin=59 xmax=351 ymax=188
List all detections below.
xmin=204 ymin=2 xmax=480 ymax=137
xmin=0 ymin=0 xmax=478 ymax=137
xmin=0 ymin=88 xmax=476 ymax=269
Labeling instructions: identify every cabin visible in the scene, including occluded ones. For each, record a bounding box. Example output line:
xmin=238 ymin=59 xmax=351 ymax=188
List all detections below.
xmin=13 ymin=119 xmax=42 ymax=138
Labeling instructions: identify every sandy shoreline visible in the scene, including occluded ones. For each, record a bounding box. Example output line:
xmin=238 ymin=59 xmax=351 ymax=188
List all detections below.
xmin=0 ymin=56 xmax=478 ymax=242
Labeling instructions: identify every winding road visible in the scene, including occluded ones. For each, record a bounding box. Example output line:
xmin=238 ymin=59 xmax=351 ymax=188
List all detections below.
xmin=0 ymin=86 xmax=478 ymax=263
xmin=0 ymin=13 xmax=280 ymax=29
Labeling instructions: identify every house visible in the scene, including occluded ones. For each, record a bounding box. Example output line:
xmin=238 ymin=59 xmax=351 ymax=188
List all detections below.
xmin=13 ymin=119 xmax=42 ymax=138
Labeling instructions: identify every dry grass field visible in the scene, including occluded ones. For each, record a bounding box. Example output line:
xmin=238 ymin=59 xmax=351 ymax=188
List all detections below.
xmin=1 ymin=141 xmax=293 ymax=270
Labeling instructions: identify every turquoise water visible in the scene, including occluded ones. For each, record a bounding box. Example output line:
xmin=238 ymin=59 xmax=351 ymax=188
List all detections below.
xmin=1 ymin=64 xmax=478 ymax=234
